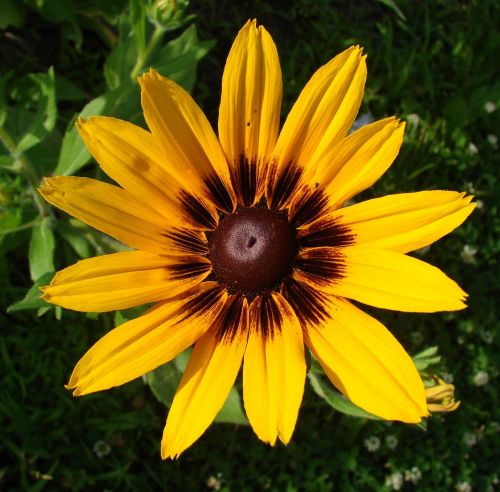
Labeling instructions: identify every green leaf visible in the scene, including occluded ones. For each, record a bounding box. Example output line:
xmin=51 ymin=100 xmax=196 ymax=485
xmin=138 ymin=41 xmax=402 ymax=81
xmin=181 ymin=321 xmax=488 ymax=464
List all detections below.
xmin=56 ymin=220 xmax=92 ymax=258
xmin=113 ymin=305 xmax=148 ymax=326
xmin=0 ymin=0 xmax=26 ymax=29
xmin=143 ymin=349 xmax=191 ymax=406
xmin=214 ymin=386 xmax=248 ymax=425
xmin=0 ymin=76 xmax=7 ymax=126
xmin=55 ymin=94 xmax=111 ymax=176
xmin=143 ymin=348 xmax=248 ymax=425
xmin=412 ymin=346 xmax=442 ymax=371
xmin=0 ymin=155 xmax=15 ymax=170
xmin=55 ymin=84 xmax=139 ymax=176
xmin=28 ymin=216 xmax=55 ymax=282
xmin=104 ymin=34 xmax=137 ymax=90
xmin=151 ymin=25 xmax=215 ymax=91
xmin=376 ymin=0 xmax=407 ymax=21
xmin=55 ymin=73 xmax=86 ymax=101
xmin=308 ymin=370 xmax=380 ymax=420
xmin=15 ymin=67 xmax=57 ymax=154
xmin=7 ymin=272 xmax=53 ymax=312
xmin=129 ymin=0 xmax=147 ymax=56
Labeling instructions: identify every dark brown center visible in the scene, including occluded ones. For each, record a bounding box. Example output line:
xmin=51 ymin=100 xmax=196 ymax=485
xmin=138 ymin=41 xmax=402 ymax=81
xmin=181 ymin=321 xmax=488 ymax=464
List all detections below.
xmin=208 ymin=207 xmax=298 ymax=296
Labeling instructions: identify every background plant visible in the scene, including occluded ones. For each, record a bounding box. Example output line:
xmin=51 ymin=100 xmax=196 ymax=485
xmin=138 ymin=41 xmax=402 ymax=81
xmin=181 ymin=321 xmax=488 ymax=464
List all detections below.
xmin=1 ymin=0 xmax=498 ymax=490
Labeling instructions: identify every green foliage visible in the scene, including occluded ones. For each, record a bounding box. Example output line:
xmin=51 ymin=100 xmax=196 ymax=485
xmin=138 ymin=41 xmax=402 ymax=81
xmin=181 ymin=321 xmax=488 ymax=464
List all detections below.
xmin=1 ymin=1 xmax=214 ymax=314
xmin=1 ymin=0 xmax=499 ymax=491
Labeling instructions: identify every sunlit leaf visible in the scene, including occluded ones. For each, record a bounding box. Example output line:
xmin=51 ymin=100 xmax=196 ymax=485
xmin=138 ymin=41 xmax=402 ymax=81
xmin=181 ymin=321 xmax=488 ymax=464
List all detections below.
xmin=55 ymin=85 xmax=139 ymax=176
xmin=214 ymin=387 xmax=248 ymax=425
xmin=15 ymin=67 xmax=57 ymax=154
xmin=7 ymin=271 xmax=53 ymax=312
xmin=151 ymin=25 xmax=215 ymax=91
xmin=412 ymin=346 xmax=442 ymax=371
xmin=104 ymin=33 xmax=137 ymax=90
xmin=28 ymin=216 xmax=55 ymax=282
xmin=129 ymin=0 xmax=146 ymax=56
xmin=56 ymin=220 xmax=92 ymax=259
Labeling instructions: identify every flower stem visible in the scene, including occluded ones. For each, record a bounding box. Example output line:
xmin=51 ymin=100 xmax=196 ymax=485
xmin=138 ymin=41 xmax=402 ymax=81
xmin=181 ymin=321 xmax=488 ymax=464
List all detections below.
xmin=130 ymin=26 xmax=165 ymax=80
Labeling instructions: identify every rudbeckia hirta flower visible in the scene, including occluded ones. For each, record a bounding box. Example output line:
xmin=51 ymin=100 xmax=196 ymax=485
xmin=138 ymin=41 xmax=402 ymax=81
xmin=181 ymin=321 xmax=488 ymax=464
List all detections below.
xmin=39 ymin=20 xmax=475 ymax=459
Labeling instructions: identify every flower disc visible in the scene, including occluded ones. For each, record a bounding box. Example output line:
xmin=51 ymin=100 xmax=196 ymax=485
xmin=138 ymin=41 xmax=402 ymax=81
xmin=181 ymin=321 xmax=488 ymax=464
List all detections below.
xmin=209 ymin=207 xmax=298 ymax=295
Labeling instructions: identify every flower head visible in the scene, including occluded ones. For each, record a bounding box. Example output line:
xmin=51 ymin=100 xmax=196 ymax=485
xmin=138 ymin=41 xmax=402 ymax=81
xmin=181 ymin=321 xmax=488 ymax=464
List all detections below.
xmin=473 ymin=370 xmax=489 ymax=387
xmin=425 ymin=375 xmax=460 ymax=413
xmin=364 ymin=436 xmax=381 ymax=452
xmin=39 ymin=20 xmax=475 ymax=459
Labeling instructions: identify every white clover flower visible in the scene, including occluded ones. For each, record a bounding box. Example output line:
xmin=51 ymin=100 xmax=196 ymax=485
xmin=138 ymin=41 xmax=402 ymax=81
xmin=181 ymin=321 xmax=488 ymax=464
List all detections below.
xmin=484 ymin=101 xmax=496 ymax=113
xmin=455 ymin=482 xmax=472 ymax=492
xmin=460 ymin=245 xmax=478 ymax=265
xmin=93 ymin=440 xmax=111 ymax=458
xmin=386 ymin=472 xmax=404 ymax=490
xmin=385 ymin=434 xmax=399 ymax=450
xmin=206 ymin=473 xmax=222 ymax=490
xmin=489 ymin=422 xmax=500 ymax=432
xmin=473 ymin=370 xmax=489 ymax=387
xmin=467 ymin=142 xmax=479 ymax=155
xmin=487 ymin=134 xmax=498 ymax=148
xmin=465 ymin=182 xmax=476 ymax=194
xmin=404 ymin=466 xmax=422 ymax=483
xmin=442 ymin=372 xmax=454 ymax=384
xmin=406 ymin=113 xmax=421 ymax=127
xmin=463 ymin=432 xmax=477 ymax=447
xmin=364 ymin=436 xmax=381 ymax=452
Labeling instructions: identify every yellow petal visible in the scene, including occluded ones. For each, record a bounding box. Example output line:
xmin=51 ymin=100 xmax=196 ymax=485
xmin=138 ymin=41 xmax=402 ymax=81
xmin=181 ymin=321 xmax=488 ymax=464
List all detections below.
xmin=267 ymin=46 xmax=366 ymax=209
xmin=139 ymin=69 xmax=236 ymax=212
xmin=42 ymin=251 xmax=211 ymax=312
xmin=243 ymin=293 xmax=306 ymax=445
xmin=39 ymin=176 xmax=207 ymax=256
xmin=320 ymin=118 xmax=405 ymax=208
xmin=78 ymin=117 xmax=218 ymax=229
xmin=299 ymin=246 xmax=467 ymax=312
xmin=218 ymin=19 xmax=282 ymax=205
xmin=304 ymin=296 xmax=427 ymax=422
xmin=162 ymin=295 xmax=248 ymax=459
xmin=67 ymin=282 xmax=227 ymax=396
xmin=331 ymin=190 xmax=475 ymax=253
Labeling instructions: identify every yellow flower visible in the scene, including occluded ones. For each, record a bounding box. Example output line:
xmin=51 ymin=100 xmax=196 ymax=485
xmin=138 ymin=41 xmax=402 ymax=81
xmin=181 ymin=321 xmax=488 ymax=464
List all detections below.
xmin=426 ymin=376 xmax=460 ymax=413
xmin=39 ymin=20 xmax=475 ymax=459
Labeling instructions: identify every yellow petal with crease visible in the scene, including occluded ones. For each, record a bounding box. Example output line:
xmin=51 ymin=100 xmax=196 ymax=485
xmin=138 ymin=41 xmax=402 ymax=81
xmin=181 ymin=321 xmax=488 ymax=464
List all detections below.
xmin=139 ymin=69 xmax=236 ymax=212
xmin=67 ymin=283 xmax=227 ymax=396
xmin=162 ymin=296 xmax=248 ymax=459
xmin=39 ymin=176 xmax=205 ymax=256
xmin=267 ymin=46 xmax=366 ymax=208
xmin=243 ymin=293 xmax=306 ymax=445
xmin=218 ymin=19 xmax=282 ymax=205
xmin=42 ymin=251 xmax=211 ymax=312
xmin=300 ymin=246 xmax=467 ymax=312
xmin=304 ymin=297 xmax=427 ymax=422
xmin=77 ymin=117 xmax=217 ymax=228
xmin=332 ymin=190 xmax=475 ymax=253
xmin=320 ymin=118 xmax=405 ymax=208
